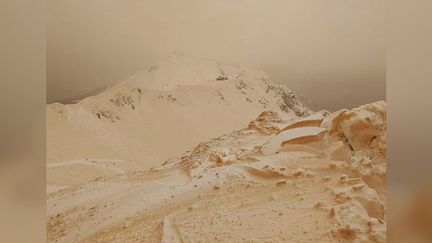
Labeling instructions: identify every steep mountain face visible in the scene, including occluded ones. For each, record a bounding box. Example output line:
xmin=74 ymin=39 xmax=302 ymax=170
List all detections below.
xmin=47 ymin=55 xmax=311 ymax=192
xmin=47 ymin=101 xmax=386 ymax=243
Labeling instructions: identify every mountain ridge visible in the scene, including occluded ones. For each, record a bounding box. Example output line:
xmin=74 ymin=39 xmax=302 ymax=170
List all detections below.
xmin=47 ymin=56 xmax=313 ymax=192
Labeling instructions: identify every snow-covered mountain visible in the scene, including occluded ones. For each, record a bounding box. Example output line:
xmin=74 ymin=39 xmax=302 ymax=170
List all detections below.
xmin=47 ymin=54 xmax=312 ymax=194
xmin=46 ymin=53 xmax=387 ymax=242
xmin=47 ymin=55 xmax=312 ymax=191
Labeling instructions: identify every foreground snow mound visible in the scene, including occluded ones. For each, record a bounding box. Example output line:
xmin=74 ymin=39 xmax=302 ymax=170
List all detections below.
xmin=322 ymin=101 xmax=386 ymax=159
xmin=47 ymin=101 xmax=387 ymax=242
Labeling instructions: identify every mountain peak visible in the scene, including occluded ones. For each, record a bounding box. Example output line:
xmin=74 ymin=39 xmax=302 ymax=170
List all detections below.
xmin=120 ymin=54 xmax=267 ymax=91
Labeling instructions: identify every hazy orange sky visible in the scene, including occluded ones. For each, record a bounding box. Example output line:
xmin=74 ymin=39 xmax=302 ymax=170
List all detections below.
xmin=47 ymin=0 xmax=385 ymax=111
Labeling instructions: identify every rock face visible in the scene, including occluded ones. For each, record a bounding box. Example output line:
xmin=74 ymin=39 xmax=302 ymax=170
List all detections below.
xmin=47 ymin=55 xmax=311 ymax=193
xmin=47 ymin=101 xmax=387 ymax=242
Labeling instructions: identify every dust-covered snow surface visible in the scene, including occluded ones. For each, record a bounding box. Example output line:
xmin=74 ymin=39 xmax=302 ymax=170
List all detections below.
xmin=47 ymin=55 xmax=386 ymax=242
xmin=47 ymin=54 xmax=311 ymax=193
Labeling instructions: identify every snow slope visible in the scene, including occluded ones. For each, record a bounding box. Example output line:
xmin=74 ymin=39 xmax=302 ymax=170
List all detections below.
xmin=47 ymin=101 xmax=387 ymax=242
